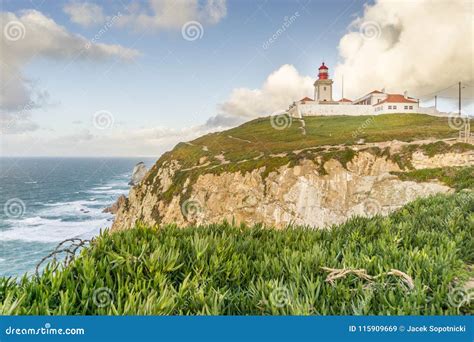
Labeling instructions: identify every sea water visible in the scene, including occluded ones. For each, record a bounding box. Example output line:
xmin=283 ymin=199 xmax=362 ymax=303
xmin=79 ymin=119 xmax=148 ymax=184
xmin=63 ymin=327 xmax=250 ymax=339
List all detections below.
xmin=0 ymin=157 xmax=155 ymax=277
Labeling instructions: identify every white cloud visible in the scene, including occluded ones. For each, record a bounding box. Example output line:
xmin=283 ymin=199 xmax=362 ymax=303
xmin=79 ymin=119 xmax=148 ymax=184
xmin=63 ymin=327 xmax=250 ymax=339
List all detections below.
xmin=64 ymin=0 xmax=227 ymax=30
xmin=0 ymin=10 xmax=140 ymax=132
xmin=219 ymin=64 xmax=313 ymax=118
xmin=202 ymin=0 xmax=227 ymax=24
xmin=0 ymin=121 xmax=234 ymax=157
xmin=334 ymin=0 xmax=474 ymax=100
xmin=0 ymin=112 xmax=39 ymax=134
xmin=63 ymin=2 xmax=105 ymax=27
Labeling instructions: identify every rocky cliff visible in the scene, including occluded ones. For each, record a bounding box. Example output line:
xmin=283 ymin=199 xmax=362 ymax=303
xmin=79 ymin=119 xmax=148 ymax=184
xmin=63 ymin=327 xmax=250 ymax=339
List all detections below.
xmin=129 ymin=162 xmax=148 ymax=186
xmin=111 ymin=114 xmax=474 ymax=231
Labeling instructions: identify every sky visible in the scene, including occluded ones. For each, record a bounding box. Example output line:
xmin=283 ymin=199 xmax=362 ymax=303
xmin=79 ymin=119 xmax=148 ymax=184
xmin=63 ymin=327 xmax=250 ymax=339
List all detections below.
xmin=1 ymin=0 xmax=473 ymax=157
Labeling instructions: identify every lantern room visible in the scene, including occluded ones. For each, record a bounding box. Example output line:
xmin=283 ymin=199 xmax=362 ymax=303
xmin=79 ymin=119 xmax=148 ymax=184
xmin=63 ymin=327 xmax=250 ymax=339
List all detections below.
xmin=318 ymin=62 xmax=329 ymax=79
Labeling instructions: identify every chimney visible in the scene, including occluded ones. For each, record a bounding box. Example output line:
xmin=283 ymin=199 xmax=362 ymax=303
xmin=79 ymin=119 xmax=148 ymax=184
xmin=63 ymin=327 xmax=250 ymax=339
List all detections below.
xmin=403 ymin=91 xmax=408 ymax=99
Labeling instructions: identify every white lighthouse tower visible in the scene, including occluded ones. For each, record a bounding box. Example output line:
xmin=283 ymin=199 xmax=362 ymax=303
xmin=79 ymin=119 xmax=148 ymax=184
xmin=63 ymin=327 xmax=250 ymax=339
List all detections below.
xmin=314 ymin=62 xmax=334 ymax=103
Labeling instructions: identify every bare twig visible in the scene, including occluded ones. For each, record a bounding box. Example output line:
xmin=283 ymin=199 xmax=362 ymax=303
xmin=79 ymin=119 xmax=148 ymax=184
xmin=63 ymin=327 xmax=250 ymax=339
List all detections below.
xmin=387 ymin=269 xmax=415 ymax=290
xmin=321 ymin=266 xmax=415 ymax=290
xmin=321 ymin=267 xmax=373 ymax=284
xmin=35 ymin=238 xmax=90 ymax=277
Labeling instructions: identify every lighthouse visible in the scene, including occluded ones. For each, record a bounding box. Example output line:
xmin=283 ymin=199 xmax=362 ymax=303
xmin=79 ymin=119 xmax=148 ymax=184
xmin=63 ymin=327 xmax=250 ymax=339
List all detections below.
xmin=314 ymin=62 xmax=334 ymax=103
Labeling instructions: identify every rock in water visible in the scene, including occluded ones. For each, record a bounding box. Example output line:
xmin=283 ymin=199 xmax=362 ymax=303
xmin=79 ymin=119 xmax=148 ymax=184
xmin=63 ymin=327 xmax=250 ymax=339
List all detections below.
xmin=103 ymin=195 xmax=127 ymax=214
xmin=129 ymin=162 xmax=148 ymax=186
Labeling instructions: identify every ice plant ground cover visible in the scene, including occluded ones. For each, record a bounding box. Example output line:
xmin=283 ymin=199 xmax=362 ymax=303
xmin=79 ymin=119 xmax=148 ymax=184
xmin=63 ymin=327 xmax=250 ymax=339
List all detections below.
xmin=0 ymin=192 xmax=472 ymax=315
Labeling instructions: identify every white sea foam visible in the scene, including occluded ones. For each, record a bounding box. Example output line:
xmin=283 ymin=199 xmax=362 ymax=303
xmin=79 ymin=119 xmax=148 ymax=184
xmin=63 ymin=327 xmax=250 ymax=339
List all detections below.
xmin=38 ymin=200 xmax=105 ymax=217
xmin=91 ymin=186 xmax=113 ymax=190
xmin=86 ymin=189 xmax=128 ymax=196
xmin=0 ymin=159 xmax=146 ymax=276
xmin=42 ymin=199 xmax=97 ymax=207
xmin=0 ymin=172 xmax=130 ymax=243
xmin=0 ymin=216 xmax=111 ymax=242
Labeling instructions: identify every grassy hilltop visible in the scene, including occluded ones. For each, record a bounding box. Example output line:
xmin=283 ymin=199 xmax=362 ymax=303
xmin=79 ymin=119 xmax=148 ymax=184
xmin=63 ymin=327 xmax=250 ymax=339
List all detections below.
xmin=144 ymin=114 xmax=472 ymax=205
xmin=158 ymin=114 xmax=460 ymax=168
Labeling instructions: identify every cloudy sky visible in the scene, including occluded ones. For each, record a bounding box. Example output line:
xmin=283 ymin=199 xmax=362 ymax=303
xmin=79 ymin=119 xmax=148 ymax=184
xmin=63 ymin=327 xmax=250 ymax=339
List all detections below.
xmin=1 ymin=0 xmax=473 ymax=157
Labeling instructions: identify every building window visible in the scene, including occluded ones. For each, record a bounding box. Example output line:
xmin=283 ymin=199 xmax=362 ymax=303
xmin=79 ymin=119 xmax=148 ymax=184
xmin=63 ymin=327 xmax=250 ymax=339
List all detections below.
xmin=404 ymin=106 xmax=408 ymax=109
xmin=377 ymin=99 xmax=381 ymax=103
xmin=388 ymin=105 xmax=392 ymax=109
xmin=323 ymin=86 xmax=326 ymax=91
xmin=394 ymin=105 xmax=397 ymax=109
xmin=409 ymin=105 xmax=413 ymax=109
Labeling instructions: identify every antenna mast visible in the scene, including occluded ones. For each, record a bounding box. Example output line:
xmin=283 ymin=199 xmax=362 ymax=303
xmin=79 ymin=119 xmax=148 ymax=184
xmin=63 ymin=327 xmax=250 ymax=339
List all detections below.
xmin=342 ymin=76 xmax=344 ymax=99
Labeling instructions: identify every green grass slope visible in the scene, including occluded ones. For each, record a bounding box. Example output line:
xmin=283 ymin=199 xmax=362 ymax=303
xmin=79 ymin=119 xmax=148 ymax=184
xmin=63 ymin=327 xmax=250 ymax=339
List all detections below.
xmin=143 ymin=114 xmax=471 ymax=206
xmin=1 ymin=192 xmax=472 ymax=315
xmin=392 ymin=166 xmax=474 ymax=191
xmin=151 ymin=114 xmax=458 ymax=171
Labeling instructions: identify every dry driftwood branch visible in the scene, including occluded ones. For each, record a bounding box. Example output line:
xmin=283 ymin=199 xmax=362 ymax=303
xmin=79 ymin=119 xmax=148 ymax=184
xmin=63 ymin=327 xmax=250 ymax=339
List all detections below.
xmin=321 ymin=266 xmax=415 ymax=290
xmin=35 ymin=238 xmax=90 ymax=277
xmin=387 ymin=269 xmax=415 ymax=289
xmin=321 ymin=267 xmax=373 ymax=284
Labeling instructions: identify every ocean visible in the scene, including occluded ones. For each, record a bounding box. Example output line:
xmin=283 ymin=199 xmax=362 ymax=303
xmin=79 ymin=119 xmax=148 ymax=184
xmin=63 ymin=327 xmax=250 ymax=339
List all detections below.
xmin=0 ymin=157 xmax=155 ymax=277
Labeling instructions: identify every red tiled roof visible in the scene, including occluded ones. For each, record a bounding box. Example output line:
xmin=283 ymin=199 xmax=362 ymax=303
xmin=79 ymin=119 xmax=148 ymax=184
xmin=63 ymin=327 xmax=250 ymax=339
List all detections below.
xmin=318 ymin=62 xmax=328 ymax=70
xmin=376 ymin=94 xmax=418 ymax=105
xmin=338 ymin=98 xmax=352 ymax=102
xmin=300 ymin=97 xmax=313 ymax=101
xmin=369 ymin=90 xmax=383 ymax=94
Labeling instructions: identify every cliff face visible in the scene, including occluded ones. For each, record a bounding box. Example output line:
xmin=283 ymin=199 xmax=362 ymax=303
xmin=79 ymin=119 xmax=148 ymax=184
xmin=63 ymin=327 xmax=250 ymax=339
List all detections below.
xmin=111 ymin=140 xmax=473 ymax=231
xmin=129 ymin=162 xmax=148 ymax=186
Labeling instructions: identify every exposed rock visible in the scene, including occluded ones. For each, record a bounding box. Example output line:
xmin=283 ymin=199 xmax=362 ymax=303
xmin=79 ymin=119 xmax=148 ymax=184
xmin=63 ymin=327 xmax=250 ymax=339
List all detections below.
xmin=411 ymin=151 xmax=474 ymax=169
xmin=129 ymin=162 xmax=148 ymax=186
xmin=103 ymin=195 xmax=127 ymax=214
xmin=111 ymin=144 xmax=473 ymax=232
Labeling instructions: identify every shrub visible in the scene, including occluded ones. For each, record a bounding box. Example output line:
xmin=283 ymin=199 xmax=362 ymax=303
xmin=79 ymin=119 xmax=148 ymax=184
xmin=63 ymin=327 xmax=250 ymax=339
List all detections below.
xmin=1 ymin=193 xmax=472 ymax=315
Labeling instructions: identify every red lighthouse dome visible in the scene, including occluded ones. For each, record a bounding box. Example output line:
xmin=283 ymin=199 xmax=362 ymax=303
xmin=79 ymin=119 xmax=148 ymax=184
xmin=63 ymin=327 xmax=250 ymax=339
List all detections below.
xmin=318 ymin=62 xmax=329 ymax=79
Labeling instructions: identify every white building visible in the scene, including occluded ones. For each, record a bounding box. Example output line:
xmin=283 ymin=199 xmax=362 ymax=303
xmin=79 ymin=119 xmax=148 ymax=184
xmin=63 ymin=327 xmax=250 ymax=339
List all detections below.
xmin=289 ymin=63 xmax=439 ymax=118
